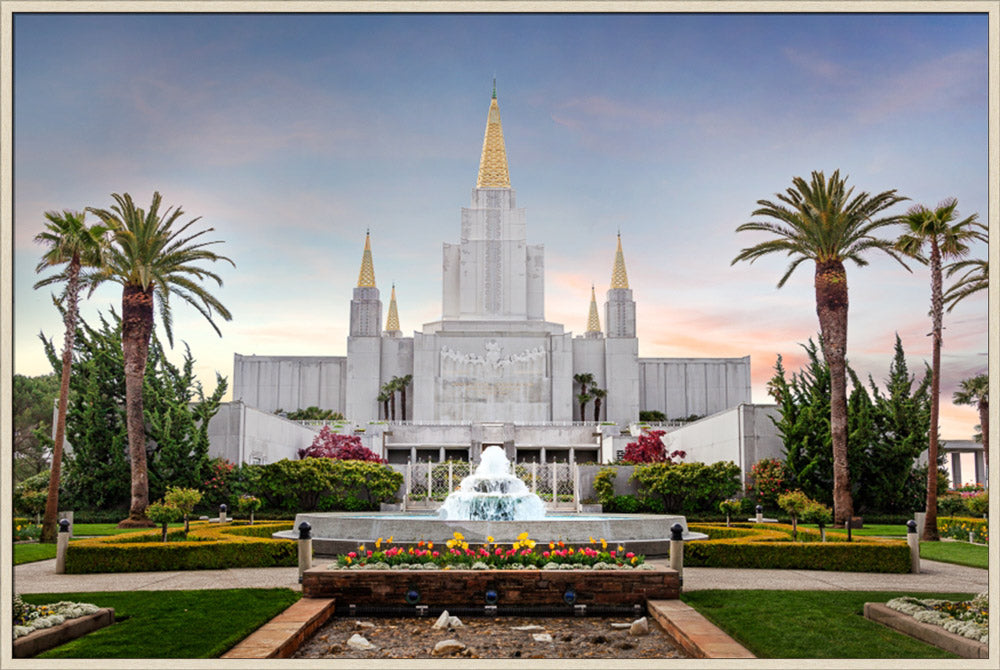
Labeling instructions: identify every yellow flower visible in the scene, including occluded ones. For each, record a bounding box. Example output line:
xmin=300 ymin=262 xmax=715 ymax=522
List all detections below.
xmin=589 ymin=536 xmax=596 ymax=544
xmin=617 ymin=544 xmax=624 ymax=553
xmin=376 ymin=537 xmax=383 ymax=549
xmin=428 ymin=541 xmax=433 ymax=550
xmin=600 ymin=538 xmax=607 ymax=549
xmin=517 ymin=531 xmax=530 ymax=541
xmin=487 ymin=536 xmax=495 ymax=544
xmin=453 ymin=531 xmax=465 ymax=541
xmin=388 ymin=536 xmax=393 ymax=543
xmin=446 ymin=539 xmax=456 ymax=549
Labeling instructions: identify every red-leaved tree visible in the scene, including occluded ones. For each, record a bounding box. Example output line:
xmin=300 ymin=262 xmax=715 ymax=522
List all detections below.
xmin=298 ymin=426 xmax=386 ymax=463
xmin=622 ymin=430 xmax=686 ymax=464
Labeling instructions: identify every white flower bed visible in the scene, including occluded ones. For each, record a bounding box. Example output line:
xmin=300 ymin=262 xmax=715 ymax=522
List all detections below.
xmin=13 ymin=600 xmax=101 ymax=639
xmin=886 ymin=593 xmax=988 ymax=645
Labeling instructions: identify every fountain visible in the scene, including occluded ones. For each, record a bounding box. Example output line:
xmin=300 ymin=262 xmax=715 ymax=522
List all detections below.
xmin=275 ymin=446 xmax=706 ymax=555
xmin=436 ymin=446 xmax=547 ymax=521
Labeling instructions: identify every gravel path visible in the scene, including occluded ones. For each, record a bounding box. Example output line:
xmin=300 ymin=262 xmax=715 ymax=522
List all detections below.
xmin=292 ymin=615 xmax=688 ymax=659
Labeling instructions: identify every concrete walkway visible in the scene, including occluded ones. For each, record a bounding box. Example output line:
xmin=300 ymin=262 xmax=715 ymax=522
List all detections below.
xmin=15 ymin=557 xmax=987 ymax=595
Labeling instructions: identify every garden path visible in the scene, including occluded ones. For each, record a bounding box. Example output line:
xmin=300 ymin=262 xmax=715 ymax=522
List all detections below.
xmin=14 ymin=558 xmax=986 ymax=595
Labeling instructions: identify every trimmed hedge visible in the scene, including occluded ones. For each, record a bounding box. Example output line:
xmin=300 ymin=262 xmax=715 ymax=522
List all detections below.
xmin=685 ymin=523 xmax=910 ymax=573
xmin=64 ymin=521 xmax=295 ymax=573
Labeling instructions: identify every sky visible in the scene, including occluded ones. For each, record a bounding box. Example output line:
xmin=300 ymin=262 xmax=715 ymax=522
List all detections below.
xmin=8 ymin=11 xmax=992 ymax=439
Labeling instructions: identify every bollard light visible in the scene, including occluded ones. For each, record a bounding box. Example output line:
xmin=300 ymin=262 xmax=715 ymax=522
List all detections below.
xmin=670 ymin=523 xmax=684 ymax=541
xmin=298 ymin=521 xmax=312 ymax=540
xmin=59 ymin=519 xmax=70 ymax=533
xmin=405 ymin=589 xmax=421 ymax=604
xmin=755 ymin=505 xmax=763 ymax=514
xmin=484 ymin=589 xmax=499 ymax=605
xmin=563 ymin=589 xmax=577 ymax=605
xmin=906 ymin=520 xmax=917 ymax=534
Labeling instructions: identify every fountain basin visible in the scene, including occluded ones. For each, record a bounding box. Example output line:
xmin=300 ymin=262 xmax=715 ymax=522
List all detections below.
xmin=274 ymin=512 xmax=708 ymax=557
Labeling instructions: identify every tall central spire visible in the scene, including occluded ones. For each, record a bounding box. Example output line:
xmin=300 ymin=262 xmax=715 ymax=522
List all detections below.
xmin=357 ymin=230 xmax=376 ymax=288
xmin=610 ymin=233 xmax=630 ymax=289
xmin=476 ymin=82 xmax=511 ymax=188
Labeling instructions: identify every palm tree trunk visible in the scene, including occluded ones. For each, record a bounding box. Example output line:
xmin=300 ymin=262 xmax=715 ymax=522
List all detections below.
xmin=400 ymin=385 xmax=407 ymax=422
xmin=924 ymin=239 xmax=943 ymax=541
xmin=40 ymin=257 xmax=80 ymax=543
xmin=389 ymin=391 xmax=396 ymax=421
xmin=120 ymin=283 xmax=156 ymax=527
xmin=594 ymin=398 xmax=602 ymax=422
xmin=979 ymin=398 xmax=989 ymax=470
xmin=815 ymin=259 xmax=854 ymax=526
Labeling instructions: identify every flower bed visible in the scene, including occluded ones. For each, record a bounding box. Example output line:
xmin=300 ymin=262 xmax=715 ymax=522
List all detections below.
xmin=886 ymin=593 xmax=988 ymax=644
xmin=64 ymin=520 xmax=295 ymax=573
xmin=333 ymin=532 xmax=647 ymax=570
xmin=938 ymin=516 xmax=988 ymax=544
xmin=684 ymin=523 xmax=910 ymax=572
xmin=13 ymin=595 xmax=101 ymax=639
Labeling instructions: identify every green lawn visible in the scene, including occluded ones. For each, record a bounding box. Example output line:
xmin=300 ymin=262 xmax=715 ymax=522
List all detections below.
xmin=800 ymin=523 xmax=907 ymax=537
xmin=20 ymin=589 xmax=300 ymax=658
xmin=13 ymin=543 xmax=57 ymax=565
xmin=681 ymin=590 xmax=974 ymax=658
xmin=920 ymin=540 xmax=989 ymax=569
xmin=74 ymin=522 xmax=183 ymax=536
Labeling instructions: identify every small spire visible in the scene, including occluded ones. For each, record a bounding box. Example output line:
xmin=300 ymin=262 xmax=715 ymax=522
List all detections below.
xmin=586 ymin=284 xmax=602 ymax=333
xmin=476 ymin=87 xmax=511 ymax=188
xmin=610 ymin=233 xmax=630 ymax=289
xmin=357 ymin=231 xmax=376 ymax=288
xmin=492 ymin=77 xmax=497 ymax=99
xmin=385 ymin=283 xmax=400 ymax=332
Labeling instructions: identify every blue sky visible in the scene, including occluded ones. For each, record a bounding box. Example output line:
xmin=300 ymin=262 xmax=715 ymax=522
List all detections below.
xmin=9 ymin=11 xmax=991 ymax=437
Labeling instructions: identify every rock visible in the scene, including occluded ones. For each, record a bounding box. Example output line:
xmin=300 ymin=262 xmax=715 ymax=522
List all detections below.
xmin=432 ymin=610 xmax=451 ymax=629
xmin=532 ymin=633 xmax=553 ymax=643
xmin=512 ymin=624 xmax=546 ymax=631
xmin=448 ymin=616 xmax=464 ymax=628
xmin=432 ymin=639 xmax=466 ymax=656
xmin=629 ymin=617 xmax=649 ymax=636
xmin=354 ymin=621 xmax=375 ymax=629
xmin=347 ymin=633 xmax=376 ymax=650
xmin=610 ymin=623 xmax=632 ymax=629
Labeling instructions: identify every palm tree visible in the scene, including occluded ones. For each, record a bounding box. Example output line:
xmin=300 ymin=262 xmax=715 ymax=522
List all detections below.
xmin=944 ymin=220 xmax=988 ymax=312
xmin=576 ymin=392 xmax=592 ymax=423
xmin=573 ymin=372 xmax=595 ymax=421
xmin=953 ymin=374 xmax=988 ymax=470
xmin=87 ymin=192 xmax=233 ymax=527
xmin=895 ymin=198 xmax=980 ymax=541
xmin=591 ymin=387 xmax=607 ymax=422
xmin=33 ymin=211 xmax=112 ymax=542
xmin=731 ymin=170 xmax=908 ymax=526
xmin=393 ymin=374 xmax=413 ymax=421
xmin=381 ymin=380 xmax=397 ymax=421
xmin=377 ymin=388 xmax=392 ymax=420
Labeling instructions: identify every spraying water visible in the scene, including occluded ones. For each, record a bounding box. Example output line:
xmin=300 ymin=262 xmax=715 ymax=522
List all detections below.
xmin=436 ymin=446 xmax=547 ymax=521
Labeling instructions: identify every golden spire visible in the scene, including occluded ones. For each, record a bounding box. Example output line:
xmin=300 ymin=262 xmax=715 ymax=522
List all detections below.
xmin=357 ymin=230 xmax=376 ymax=288
xmin=610 ymin=233 xmax=630 ymax=289
xmin=476 ymin=81 xmax=511 ymax=188
xmin=586 ymin=285 xmax=602 ymax=333
xmin=385 ymin=284 xmax=400 ymax=331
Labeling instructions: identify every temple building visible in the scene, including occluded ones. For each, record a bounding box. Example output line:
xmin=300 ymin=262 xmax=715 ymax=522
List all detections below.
xmin=230 ymin=88 xmax=751 ymax=463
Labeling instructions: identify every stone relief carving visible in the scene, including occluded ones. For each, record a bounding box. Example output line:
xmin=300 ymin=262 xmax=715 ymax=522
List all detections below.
xmin=440 ymin=339 xmax=546 ymax=379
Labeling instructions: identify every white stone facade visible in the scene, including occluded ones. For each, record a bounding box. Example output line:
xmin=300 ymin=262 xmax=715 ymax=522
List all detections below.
xmin=231 ymin=92 xmax=751 ymax=435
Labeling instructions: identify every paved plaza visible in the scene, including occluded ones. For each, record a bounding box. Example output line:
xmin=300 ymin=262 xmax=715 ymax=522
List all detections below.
xmin=14 ymin=556 xmax=987 ymax=595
